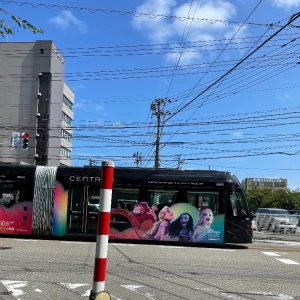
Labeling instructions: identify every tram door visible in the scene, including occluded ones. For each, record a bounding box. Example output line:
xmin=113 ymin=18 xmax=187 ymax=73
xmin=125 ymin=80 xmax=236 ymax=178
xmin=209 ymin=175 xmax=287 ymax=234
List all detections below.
xmin=68 ymin=184 xmax=100 ymax=234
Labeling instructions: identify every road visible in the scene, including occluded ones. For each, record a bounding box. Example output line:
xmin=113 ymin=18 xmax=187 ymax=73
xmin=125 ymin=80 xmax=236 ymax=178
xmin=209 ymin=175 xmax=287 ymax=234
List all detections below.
xmin=0 ymin=238 xmax=300 ymax=300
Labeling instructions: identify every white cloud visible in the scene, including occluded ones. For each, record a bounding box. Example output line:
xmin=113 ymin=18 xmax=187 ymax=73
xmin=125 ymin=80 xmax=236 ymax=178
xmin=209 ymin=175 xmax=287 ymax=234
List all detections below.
xmin=49 ymin=11 xmax=87 ymax=34
xmin=271 ymin=0 xmax=300 ymax=9
xmin=132 ymin=0 xmax=177 ymax=43
xmin=231 ymin=132 xmax=244 ymax=136
xmin=131 ymin=0 xmax=243 ymax=64
xmin=166 ymin=47 xmax=202 ymax=65
xmin=74 ymin=100 xmax=103 ymax=111
xmin=73 ymin=84 xmax=85 ymax=91
xmin=113 ymin=122 xmax=124 ymax=127
xmin=277 ymin=93 xmax=291 ymax=101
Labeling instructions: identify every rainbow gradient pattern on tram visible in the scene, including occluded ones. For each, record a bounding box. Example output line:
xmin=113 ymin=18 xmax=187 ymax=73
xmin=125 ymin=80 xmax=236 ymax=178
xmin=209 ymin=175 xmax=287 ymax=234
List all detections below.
xmin=53 ymin=181 xmax=68 ymax=236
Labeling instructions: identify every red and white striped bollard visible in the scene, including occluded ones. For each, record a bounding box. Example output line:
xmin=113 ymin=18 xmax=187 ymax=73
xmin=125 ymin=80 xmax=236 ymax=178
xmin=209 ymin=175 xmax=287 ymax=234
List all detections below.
xmin=89 ymin=160 xmax=114 ymax=300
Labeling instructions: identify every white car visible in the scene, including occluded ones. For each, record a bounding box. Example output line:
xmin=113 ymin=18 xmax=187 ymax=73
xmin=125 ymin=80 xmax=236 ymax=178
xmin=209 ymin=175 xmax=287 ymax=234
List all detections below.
xmin=292 ymin=211 xmax=300 ymax=226
xmin=255 ymin=208 xmax=298 ymax=234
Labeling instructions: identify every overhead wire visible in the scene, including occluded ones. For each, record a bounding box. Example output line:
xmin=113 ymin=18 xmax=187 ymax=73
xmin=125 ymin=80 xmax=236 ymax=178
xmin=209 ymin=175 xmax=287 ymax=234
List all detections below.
xmin=171 ymin=0 xmax=265 ymax=116
xmin=0 ymin=0 xmax=285 ymax=28
xmin=165 ymin=0 xmax=198 ymax=97
xmin=167 ymin=35 xmax=300 ymax=110
xmin=2 ymin=109 xmax=300 ymax=130
xmin=172 ymin=23 xmax=275 ymax=136
xmin=163 ymin=12 xmax=300 ymax=122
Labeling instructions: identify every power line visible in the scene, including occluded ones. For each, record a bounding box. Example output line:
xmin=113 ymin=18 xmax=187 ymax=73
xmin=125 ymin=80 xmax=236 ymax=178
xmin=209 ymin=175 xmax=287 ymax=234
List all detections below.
xmin=165 ymin=0 xmax=198 ymax=97
xmin=167 ymin=51 xmax=299 ymax=115
xmin=167 ymin=35 xmax=300 ymax=113
xmin=164 ymin=12 xmax=300 ymax=122
xmin=173 ymin=0 xmax=265 ymax=115
xmin=0 ymin=0 xmax=285 ymax=28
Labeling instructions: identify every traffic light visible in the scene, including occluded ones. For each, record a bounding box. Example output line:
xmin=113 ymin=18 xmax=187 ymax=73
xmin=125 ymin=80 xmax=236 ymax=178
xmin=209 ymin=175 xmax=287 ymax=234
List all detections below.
xmin=22 ymin=133 xmax=29 ymax=150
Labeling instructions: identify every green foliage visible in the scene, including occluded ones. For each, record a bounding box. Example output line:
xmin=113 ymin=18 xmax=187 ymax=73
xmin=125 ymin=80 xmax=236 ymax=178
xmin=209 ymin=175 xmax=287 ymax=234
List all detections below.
xmin=247 ymin=187 xmax=300 ymax=211
xmin=0 ymin=7 xmax=43 ymax=38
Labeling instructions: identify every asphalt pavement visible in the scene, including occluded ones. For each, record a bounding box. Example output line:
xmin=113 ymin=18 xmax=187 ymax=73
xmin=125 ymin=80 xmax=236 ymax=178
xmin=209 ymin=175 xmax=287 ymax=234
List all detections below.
xmin=0 ymin=237 xmax=300 ymax=300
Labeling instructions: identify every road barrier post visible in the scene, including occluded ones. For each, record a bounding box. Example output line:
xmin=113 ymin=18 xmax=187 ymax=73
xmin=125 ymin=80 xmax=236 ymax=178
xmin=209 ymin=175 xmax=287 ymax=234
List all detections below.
xmin=89 ymin=161 xmax=115 ymax=300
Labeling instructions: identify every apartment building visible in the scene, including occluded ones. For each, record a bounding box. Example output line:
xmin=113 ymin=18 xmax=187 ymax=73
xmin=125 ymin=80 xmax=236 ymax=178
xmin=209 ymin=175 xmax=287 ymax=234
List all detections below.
xmin=0 ymin=40 xmax=75 ymax=166
xmin=242 ymin=178 xmax=288 ymax=192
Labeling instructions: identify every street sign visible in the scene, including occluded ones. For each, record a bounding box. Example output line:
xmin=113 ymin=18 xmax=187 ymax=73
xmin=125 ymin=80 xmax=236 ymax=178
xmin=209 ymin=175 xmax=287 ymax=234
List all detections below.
xmin=11 ymin=132 xmax=20 ymax=150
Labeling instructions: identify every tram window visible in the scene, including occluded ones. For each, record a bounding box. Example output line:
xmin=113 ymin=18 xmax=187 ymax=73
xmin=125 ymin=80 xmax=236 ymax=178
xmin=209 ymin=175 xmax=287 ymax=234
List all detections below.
xmin=88 ymin=187 xmax=100 ymax=212
xmin=0 ymin=188 xmax=17 ymax=208
xmin=148 ymin=190 xmax=178 ymax=211
xmin=70 ymin=187 xmax=84 ymax=212
xmin=228 ymin=188 xmax=248 ymax=219
xmin=0 ymin=181 xmax=33 ymax=208
xmin=187 ymin=191 xmax=219 ymax=215
xmin=112 ymin=188 xmax=139 ymax=210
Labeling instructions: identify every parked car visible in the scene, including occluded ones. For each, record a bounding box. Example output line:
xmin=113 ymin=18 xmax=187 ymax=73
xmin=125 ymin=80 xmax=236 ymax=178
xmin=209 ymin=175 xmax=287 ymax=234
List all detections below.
xmin=255 ymin=208 xmax=298 ymax=233
xmin=292 ymin=210 xmax=300 ymax=226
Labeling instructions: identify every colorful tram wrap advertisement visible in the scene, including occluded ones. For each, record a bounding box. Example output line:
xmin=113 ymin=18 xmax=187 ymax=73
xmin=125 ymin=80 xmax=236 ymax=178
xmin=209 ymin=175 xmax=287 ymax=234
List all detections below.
xmin=0 ymin=189 xmax=225 ymax=244
xmin=110 ymin=203 xmax=225 ymax=244
xmin=1 ymin=164 xmax=251 ymax=244
xmin=0 ymin=202 xmax=33 ymax=235
xmin=0 ymin=181 xmax=68 ymax=236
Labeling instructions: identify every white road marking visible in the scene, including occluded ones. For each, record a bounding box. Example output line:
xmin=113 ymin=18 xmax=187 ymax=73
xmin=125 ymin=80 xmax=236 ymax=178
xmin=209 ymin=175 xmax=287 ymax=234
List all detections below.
xmin=34 ymin=289 xmax=42 ymax=292
xmin=61 ymin=283 xmax=123 ymax=299
xmin=0 ymin=280 xmax=28 ymax=300
xmin=81 ymin=290 xmax=90 ymax=297
xmin=158 ymin=245 xmax=185 ymax=249
xmin=121 ymin=285 xmax=156 ymax=300
xmin=255 ymin=239 xmax=300 ymax=246
xmin=276 ymin=258 xmax=299 ymax=265
xmin=12 ymin=239 xmax=38 ymax=242
xmin=61 ymin=283 xmax=90 ymax=297
xmin=262 ymin=252 xmax=281 ymax=256
xmin=209 ymin=248 xmax=236 ymax=252
xmin=110 ymin=244 xmax=135 ymax=246
xmin=248 ymin=291 xmax=294 ymax=299
xmin=198 ymin=287 xmax=294 ymax=300
xmin=61 ymin=283 xmax=89 ymax=289
xmin=61 ymin=241 xmax=87 ymax=244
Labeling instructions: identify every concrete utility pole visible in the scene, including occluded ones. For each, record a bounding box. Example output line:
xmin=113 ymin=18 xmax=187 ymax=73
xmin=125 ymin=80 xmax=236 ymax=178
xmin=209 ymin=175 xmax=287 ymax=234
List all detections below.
xmin=151 ymin=98 xmax=170 ymax=169
xmin=176 ymin=155 xmax=184 ymax=170
xmin=89 ymin=159 xmax=96 ymax=166
xmin=133 ymin=152 xmax=142 ymax=167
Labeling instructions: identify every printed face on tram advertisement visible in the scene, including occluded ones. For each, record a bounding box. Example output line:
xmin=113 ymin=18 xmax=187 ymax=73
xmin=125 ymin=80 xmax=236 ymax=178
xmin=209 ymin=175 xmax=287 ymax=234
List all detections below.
xmin=109 ymin=202 xmax=225 ymax=244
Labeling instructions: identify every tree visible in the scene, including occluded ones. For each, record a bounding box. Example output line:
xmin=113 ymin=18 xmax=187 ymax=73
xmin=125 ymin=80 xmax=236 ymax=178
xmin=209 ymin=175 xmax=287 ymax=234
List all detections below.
xmin=247 ymin=187 xmax=300 ymax=211
xmin=0 ymin=7 xmax=43 ymax=38
xmin=246 ymin=187 xmax=273 ymax=211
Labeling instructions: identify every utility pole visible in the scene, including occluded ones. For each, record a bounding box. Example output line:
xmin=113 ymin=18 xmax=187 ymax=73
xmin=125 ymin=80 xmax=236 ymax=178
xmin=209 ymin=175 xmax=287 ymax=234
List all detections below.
xmin=151 ymin=98 xmax=170 ymax=169
xmin=89 ymin=159 xmax=96 ymax=166
xmin=176 ymin=155 xmax=184 ymax=170
xmin=133 ymin=152 xmax=142 ymax=167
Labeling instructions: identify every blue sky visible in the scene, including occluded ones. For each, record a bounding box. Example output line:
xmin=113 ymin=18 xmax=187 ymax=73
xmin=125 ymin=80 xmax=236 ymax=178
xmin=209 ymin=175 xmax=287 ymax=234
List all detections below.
xmin=2 ymin=0 xmax=300 ymax=188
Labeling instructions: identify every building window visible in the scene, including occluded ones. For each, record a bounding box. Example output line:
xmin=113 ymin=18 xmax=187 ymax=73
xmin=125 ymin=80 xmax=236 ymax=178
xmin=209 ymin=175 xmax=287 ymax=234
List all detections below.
xmin=61 ymin=129 xmax=72 ymax=142
xmin=61 ymin=146 xmax=71 ymax=158
xmin=63 ymin=95 xmax=73 ymax=110
xmin=62 ymin=112 xmax=72 ymax=125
